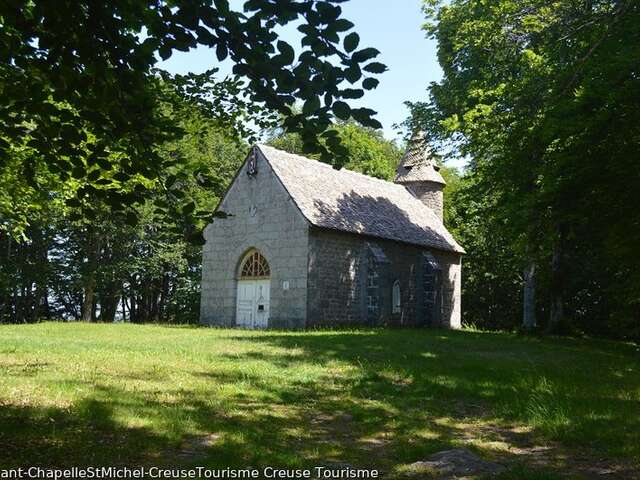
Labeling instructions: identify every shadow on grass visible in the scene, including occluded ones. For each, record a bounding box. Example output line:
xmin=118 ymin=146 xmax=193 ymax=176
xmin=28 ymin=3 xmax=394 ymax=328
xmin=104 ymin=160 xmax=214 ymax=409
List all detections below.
xmin=1 ymin=328 xmax=638 ymax=477
xmin=0 ymin=398 xmax=166 ymax=467
xmin=231 ymin=329 xmax=640 ymax=467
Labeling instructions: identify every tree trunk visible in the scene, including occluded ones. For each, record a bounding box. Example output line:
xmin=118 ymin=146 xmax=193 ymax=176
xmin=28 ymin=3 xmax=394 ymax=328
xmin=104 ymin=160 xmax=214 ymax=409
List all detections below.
xmin=547 ymin=224 xmax=566 ymax=333
xmin=31 ymin=225 xmax=50 ymax=322
xmin=99 ymin=292 xmax=120 ymax=323
xmin=81 ymin=228 xmax=100 ymax=322
xmin=81 ymin=278 xmax=95 ymax=322
xmin=0 ymin=234 xmax=12 ymax=322
xmin=522 ymin=261 xmax=536 ymax=330
xmin=158 ymin=273 xmax=170 ymax=322
xmin=121 ymin=292 xmax=127 ymax=322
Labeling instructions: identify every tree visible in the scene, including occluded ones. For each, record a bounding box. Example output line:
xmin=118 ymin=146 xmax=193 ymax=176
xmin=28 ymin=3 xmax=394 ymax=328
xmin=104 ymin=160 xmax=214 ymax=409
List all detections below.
xmin=0 ymin=84 xmax=245 ymax=324
xmin=1 ymin=0 xmax=386 ymax=233
xmin=441 ymin=171 xmax=524 ymax=330
xmin=268 ymin=121 xmax=402 ymax=180
xmin=407 ymin=0 xmax=640 ymax=337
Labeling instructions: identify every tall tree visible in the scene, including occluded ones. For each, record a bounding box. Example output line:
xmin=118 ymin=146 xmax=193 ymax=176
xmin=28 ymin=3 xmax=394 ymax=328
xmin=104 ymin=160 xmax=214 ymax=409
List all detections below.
xmin=408 ymin=0 xmax=640 ymax=337
xmin=0 ymin=85 xmax=245 ymax=324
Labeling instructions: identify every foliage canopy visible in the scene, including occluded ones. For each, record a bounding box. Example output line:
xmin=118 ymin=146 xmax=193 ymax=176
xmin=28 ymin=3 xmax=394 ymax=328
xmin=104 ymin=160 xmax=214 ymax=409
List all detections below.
xmin=410 ymin=0 xmax=640 ymax=337
xmin=1 ymin=0 xmax=385 ymax=231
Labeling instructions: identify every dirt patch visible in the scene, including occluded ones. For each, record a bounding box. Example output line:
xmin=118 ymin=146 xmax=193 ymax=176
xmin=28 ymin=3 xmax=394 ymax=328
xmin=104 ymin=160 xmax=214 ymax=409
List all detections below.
xmin=439 ymin=417 xmax=639 ymax=479
xmin=175 ymin=433 xmax=222 ymax=460
xmin=403 ymin=448 xmax=506 ymax=479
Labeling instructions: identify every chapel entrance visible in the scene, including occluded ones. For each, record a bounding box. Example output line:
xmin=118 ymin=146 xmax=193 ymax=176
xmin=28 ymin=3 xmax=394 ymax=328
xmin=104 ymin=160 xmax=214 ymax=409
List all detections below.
xmin=236 ymin=249 xmax=271 ymax=328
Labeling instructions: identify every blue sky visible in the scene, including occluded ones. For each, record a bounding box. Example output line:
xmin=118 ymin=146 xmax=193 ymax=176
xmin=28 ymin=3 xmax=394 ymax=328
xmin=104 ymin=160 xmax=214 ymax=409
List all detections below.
xmin=159 ymin=0 xmax=442 ymax=143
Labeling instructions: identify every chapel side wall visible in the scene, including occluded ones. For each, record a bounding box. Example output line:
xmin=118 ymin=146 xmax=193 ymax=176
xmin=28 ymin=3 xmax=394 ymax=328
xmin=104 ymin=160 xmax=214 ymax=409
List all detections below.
xmin=432 ymin=250 xmax=462 ymax=329
xmin=200 ymin=151 xmax=309 ymax=328
xmin=306 ymin=229 xmax=366 ymax=327
xmin=307 ymin=229 xmax=462 ymax=329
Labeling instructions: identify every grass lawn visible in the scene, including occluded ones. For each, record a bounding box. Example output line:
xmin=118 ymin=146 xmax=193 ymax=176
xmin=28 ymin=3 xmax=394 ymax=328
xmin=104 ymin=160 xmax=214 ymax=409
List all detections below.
xmin=0 ymin=323 xmax=638 ymax=478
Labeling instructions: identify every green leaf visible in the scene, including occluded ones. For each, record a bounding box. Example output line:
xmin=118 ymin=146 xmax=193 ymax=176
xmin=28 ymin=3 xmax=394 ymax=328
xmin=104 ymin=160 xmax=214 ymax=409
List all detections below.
xmin=340 ymin=88 xmax=364 ymax=99
xmin=232 ymin=63 xmax=250 ymax=76
xmin=303 ymin=96 xmax=321 ymax=115
xmin=317 ymin=3 xmax=341 ymax=23
xmin=350 ymin=107 xmax=381 ymax=129
xmin=352 ymin=48 xmax=380 ymax=63
xmin=277 ymin=40 xmax=295 ymax=65
xmin=165 ymin=174 xmax=177 ymax=189
xmin=333 ymin=101 xmax=351 ymax=120
xmin=364 ymin=117 xmax=383 ymax=129
xmin=96 ymin=156 xmax=112 ymax=170
xmin=343 ymin=32 xmax=360 ymax=53
xmin=72 ymin=166 xmax=85 ymax=179
xmin=216 ymin=43 xmax=228 ymax=61
xmin=332 ymin=19 xmax=354 ymax=32
xmin=344 ymin=65 xmax=361 ymax=83
xmin=125 ymin=211 xmax=139 ymax=226
xmin=87 ymin=169 xmax=101 ymax=182
xmin=362 ymin=78 xmax=379 ymax=90
xmin=159 ymin=44 xmax=172 ymax=60
xmin=363 ymin=62 xmax=387 ymax=74
xmin=182 ymin=201 xmax=196 ymax=215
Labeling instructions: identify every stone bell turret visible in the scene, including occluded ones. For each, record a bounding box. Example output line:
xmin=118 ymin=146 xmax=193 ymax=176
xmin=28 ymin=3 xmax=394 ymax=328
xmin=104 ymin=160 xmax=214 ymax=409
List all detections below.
xmin=394 ymin=131 xmax=446 ymax=219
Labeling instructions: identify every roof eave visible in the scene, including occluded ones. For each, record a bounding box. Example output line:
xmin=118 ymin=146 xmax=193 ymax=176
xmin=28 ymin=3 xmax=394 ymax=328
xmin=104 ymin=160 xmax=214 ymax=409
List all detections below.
xmin=309 ymin=224 xmax=465 ymax=255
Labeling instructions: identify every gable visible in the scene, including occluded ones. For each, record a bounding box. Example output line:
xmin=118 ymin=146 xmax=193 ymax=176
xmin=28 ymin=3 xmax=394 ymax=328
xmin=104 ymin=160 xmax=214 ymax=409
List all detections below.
xmin=214 ymin=146 xmax=310 ymax=229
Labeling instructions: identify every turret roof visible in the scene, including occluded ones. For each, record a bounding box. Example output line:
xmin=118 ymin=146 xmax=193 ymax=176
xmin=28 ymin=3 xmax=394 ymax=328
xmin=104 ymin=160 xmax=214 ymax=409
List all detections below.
xmin=394 ymin=131 xmax=446 ymax=185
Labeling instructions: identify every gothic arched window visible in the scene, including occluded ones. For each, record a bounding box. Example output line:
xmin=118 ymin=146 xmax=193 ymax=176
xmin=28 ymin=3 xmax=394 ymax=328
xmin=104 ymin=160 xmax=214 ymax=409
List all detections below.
xmin=366 ymin=254 xmax=379 ymax=317
xmin=392 ymin=280 xmax=401 ymax=314
xmin=422 ymin=252 xmax=442 ymax=325
xmin=239 ymin=250 xmax=270 ymax=278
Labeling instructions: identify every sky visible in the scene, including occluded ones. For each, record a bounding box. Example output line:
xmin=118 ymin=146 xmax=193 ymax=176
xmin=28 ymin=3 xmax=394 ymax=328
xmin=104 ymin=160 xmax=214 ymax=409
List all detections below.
xmin=158 ymin=0 xmax=443 ymax=144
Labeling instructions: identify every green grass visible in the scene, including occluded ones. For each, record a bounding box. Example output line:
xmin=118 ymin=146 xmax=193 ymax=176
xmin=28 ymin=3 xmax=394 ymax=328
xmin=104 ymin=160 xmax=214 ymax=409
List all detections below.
xmin=0 ymin=323 xmax=638 ymax=478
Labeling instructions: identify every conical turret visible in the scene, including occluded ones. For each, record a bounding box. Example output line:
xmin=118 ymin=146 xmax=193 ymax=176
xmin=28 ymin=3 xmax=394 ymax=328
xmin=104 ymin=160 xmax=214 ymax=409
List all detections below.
xmin=394 ymin=131 xmax=446 ymax=219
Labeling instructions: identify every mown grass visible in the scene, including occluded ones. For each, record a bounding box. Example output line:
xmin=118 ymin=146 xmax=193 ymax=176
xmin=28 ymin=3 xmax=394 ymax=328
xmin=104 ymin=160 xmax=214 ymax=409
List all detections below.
xmin=0 ymin=323 xmax=638 ymax=478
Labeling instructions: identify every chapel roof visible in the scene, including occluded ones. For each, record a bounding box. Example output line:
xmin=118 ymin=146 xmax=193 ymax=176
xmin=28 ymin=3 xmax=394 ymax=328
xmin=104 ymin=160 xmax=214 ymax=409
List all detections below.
xmin=394 ymin=131 xmax=446 ymax=185
xmin=256 ymin=144 xmax=464 ymax=254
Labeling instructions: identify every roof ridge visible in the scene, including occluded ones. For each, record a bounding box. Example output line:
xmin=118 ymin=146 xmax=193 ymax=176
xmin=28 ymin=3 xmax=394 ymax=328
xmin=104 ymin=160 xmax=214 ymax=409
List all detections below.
xmin=257 ymin=143 xmax=404 ymax=189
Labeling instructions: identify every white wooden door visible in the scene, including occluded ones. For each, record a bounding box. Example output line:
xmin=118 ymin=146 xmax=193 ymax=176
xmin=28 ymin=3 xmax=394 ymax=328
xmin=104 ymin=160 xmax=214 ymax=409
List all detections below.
xmin=236 ymin=279 xmax=270 ymax=328
xmin=236 ymin=281 xmax=256 ymax=328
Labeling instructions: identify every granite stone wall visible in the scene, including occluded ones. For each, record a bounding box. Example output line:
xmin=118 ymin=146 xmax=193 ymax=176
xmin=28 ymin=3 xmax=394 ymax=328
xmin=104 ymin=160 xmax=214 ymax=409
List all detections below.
xmin=306 ymin=229 xmax=365 ymax=327
xmin=404 ymin=182 xmax=444 ymax=220
xmin=307 ymin=228 xmax=462 ymax=328
xmin=200 ymin=149 xmax=309 ymax=328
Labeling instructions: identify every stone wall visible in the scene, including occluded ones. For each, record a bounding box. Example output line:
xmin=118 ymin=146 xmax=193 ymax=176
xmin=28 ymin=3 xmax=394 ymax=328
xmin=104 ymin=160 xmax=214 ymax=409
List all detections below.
xmin=307 ymin=228 xmax=462 ymax=328
xmin=404 ymin=182 xmax=444 ymax=220
xmin=439 ymin=250 xmax=462 ymax=328
xmin=306 ymin=229 xmax=365 ymax=327
xmin=200 ymin=149 xmax=309 ymax=328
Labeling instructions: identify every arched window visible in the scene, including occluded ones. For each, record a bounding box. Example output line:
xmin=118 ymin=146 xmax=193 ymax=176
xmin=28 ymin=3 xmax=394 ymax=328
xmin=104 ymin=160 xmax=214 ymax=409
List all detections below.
xmin=422 ymin=252 xmax=442 ymax=325
xmin=366 ymin=254 xmax=379 ymax=317
xmin=392 ymin=280 xmax=401 ymax=314
xmin=239 ymin=250 xmax=270 ymax=278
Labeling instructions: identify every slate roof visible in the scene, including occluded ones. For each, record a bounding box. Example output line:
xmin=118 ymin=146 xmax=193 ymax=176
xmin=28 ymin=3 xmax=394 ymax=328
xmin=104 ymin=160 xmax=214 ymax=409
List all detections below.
xmin=257 ymin=144 xmax=464 ymax=254
xmin=395 ymin=131 xmax=446 ymax=185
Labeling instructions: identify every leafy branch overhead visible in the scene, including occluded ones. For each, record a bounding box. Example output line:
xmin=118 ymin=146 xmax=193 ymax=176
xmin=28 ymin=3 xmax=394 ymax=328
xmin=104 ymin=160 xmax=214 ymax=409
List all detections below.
xmin=0 ymin=0 xmax=386 ymax=231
